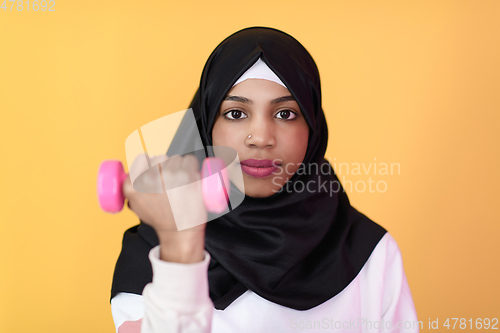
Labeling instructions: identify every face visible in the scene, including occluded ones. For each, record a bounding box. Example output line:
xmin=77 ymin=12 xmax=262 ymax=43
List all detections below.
xmin=211 ymin=79 xmax=310 ymax=198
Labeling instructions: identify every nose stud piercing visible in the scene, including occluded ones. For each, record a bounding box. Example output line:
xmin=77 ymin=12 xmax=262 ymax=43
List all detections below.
xmin=248 ymin=134 xmax=252 ymax=138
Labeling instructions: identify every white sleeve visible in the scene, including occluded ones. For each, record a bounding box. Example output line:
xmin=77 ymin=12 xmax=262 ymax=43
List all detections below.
xmin=381 ymin=233 xmax=420 ymax=332
xmin=111 ymin=292 xmax=144 ymax=332
xmin=110 ymin=247 xmax=214 ymax=333
xmin=141 ymin=246 xmax=214 ymax=333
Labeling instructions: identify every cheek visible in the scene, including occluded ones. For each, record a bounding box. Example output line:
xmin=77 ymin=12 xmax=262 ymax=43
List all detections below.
xmin=286 ymin=127 xmax=309 ymax=162
xmin=212 ymin=121 xmax=235 ymax=148
xmin=211 ymin=121 xmax=224 ymax=145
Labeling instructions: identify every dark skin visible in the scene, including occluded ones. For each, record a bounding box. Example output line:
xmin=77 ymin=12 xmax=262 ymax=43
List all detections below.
xmin=123 ymin=79 xmax=309 ymax=263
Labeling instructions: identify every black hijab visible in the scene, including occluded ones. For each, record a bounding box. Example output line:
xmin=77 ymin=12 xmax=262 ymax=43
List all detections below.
xmin=111 ymin=26 xmax=386 ymax=311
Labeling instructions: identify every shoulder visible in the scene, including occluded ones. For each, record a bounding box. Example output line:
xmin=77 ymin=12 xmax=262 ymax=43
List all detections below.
xmin=360 ymin=231 xmax=407 ymax=283
xmin=367 ymin=233 xmax=419 ymax=327
xmin=371 ymin=231 xmax=403 ymax=262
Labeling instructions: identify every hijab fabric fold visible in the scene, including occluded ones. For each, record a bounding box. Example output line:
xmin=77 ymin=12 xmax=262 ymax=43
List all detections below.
xmin=111 ymin=26 xmax=386 ymax=311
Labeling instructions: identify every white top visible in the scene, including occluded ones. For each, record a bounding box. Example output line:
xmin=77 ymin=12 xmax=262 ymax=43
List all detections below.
xmin=111 ymin=232 xmax=420 ymax=332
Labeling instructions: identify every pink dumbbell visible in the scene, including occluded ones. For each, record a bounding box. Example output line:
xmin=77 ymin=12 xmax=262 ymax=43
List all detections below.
xmin=97 ymin=157 xmax=230 ymax=214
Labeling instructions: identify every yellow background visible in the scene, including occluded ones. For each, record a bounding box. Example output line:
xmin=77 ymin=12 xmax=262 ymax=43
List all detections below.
xmin=1 ymin=0 xmax=499 ymax=332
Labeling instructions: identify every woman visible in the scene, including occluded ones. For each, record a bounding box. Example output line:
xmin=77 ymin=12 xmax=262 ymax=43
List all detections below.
xmin=111 ymin=26 xmax=419 ymax=332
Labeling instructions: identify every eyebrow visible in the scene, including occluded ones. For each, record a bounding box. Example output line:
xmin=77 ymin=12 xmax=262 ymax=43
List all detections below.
xmin=223 ymin=95 xmax=295 ymax=105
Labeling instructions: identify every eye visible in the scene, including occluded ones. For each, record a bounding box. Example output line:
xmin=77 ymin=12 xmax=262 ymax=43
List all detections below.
xmin=276 ymin=109 xmax=298 ymax=121
xmin=223 ymin=109 xmax=248 ymax=121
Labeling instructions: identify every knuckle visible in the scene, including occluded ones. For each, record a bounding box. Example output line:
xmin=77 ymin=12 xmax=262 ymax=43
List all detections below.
xmin=161 ymin=155 xmax=202 ymax=188
xmin=184 ymin=154 xmax=198 ymax=165
xmin=176 ymin=170 xmax=191 ymax=184
xmin=177 ymin=170 xmax=191 ymax=183
xmin=123 ymin=178 xmax=136 ymax=198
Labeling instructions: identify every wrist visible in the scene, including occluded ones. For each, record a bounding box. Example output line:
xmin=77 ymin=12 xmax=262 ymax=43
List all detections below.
xmin=158 ymin=234 xmax=205 ymax=263
xmin=159 ymin=245 xmax=205 ymax=263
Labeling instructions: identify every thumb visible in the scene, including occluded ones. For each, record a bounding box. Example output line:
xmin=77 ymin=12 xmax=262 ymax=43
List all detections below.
xmin=122 ymin=175 xmax=135 ymax=201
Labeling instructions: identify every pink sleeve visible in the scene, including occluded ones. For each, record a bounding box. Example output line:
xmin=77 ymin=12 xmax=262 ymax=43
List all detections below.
xmin=111 ymin=292 xmax=144 ymax=333
xmin=118 ymin=319 xmax=142 ymax=333
xmin=111 ymin=247 xmax=213 ymax=333
xmin=381 ymin=234 xmax=420 ymax=332
xmin=140 ymin=246 xmax=214 ymax=333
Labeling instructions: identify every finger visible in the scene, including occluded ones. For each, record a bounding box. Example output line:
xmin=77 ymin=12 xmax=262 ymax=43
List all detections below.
xmin=122 ymin=177 xmax=135 ymax=212
xmin=129 ymin=152 xmax=150 ymax=182
xmin=181 ymin=154 xmax=200 ymax=175
xmin=164 ymin=154 xmax=182 ymax=172
xmin=122 ymin=175 xmax=135 ymax=200
xmin=150 ymin=154 xmax=169 ymax=166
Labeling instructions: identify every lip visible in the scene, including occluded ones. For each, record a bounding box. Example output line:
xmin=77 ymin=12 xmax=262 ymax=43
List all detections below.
xmin=239 ymin=159 xmax=281 ymax=178
xmin=240 ymin=159 xmax=280 ymax=167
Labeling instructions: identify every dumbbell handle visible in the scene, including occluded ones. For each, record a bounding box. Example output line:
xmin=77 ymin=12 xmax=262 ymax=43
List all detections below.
xmin=97 ymin=158 xmax=229 ymax=214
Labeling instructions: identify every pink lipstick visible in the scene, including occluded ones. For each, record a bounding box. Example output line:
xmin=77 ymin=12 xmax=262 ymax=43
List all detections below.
xmin=240 ymin=159 xmax=280 ymax=178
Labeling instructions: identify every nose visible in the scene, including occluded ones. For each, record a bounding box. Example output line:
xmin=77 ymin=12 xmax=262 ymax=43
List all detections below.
xmin=246 ymin=119 xmax=276 ymax=149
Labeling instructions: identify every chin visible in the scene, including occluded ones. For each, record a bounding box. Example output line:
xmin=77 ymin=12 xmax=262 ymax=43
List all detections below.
xmin=240 ymin=174 xmax=285 ymax=196
xmin=244 ymin=184 xmax=283 ymax=198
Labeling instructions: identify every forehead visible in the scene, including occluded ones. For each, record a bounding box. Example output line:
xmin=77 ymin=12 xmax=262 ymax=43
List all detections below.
xmin=224 ymin=79 xmax=294 ymax=100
